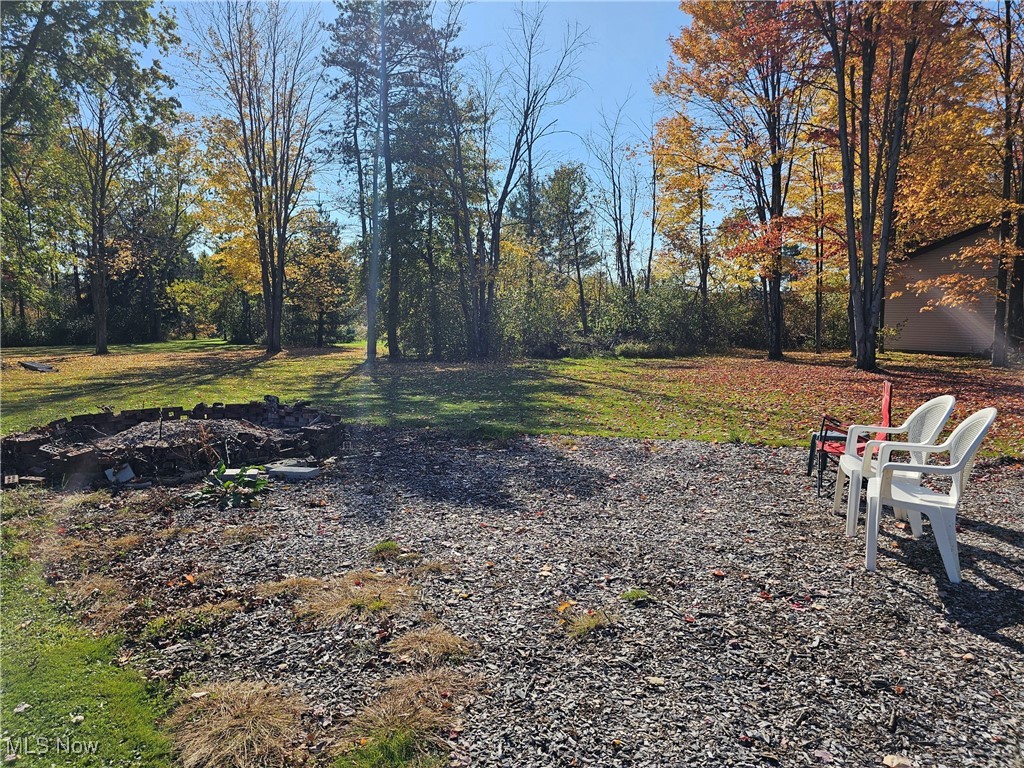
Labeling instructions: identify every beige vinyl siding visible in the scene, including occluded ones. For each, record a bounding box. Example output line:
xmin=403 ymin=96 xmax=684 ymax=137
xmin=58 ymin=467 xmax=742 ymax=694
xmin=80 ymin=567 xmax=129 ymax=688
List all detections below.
xmin=886 ymin=231 xmax=998 ymax=354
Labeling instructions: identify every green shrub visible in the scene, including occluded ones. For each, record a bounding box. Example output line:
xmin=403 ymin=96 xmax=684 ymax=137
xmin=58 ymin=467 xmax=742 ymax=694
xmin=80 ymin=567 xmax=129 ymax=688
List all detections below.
xmin=614 ymin=341 xmax=674 ymax=359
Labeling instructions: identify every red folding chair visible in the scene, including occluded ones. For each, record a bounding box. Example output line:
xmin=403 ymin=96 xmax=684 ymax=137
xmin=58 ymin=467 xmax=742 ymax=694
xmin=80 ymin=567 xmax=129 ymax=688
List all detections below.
xmin=808 ymin=380 xmax=893 ymax=497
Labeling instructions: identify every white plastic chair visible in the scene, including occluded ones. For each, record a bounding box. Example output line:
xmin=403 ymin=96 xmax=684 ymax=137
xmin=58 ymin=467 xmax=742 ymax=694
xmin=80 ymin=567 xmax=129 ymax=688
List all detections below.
xmin=834 ymin=395 xmax=956 ymax=537
xmin=863 ymin=407 xmax=997 ymax=584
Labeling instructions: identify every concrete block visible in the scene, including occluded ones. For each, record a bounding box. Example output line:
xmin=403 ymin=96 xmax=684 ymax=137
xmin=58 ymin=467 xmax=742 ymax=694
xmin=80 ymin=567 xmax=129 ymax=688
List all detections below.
xmin=105 ymin=464 xmax=137 ymax=484
xmin=209 ymin=467 xmax=264 ymax=482
xmin=267 ymin=465 xmax=320 ymax=482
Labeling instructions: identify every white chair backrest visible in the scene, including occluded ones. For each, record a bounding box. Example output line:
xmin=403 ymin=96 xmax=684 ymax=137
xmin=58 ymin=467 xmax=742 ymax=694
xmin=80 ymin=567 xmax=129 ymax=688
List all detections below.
xmin=947 ymin=407 xmax=997 ymax=502
xmin=905 ymin=395 xmax=957 ymax=464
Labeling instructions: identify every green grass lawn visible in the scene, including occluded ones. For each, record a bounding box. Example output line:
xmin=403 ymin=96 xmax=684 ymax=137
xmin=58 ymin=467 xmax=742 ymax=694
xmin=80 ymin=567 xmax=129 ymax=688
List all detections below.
xmin=2 ymin=339 xmax=1021 ymax=455
xmin=0 ymin=493 xmax=171 ymax=768
xmin=0 ymin=342 xmax=1020 ymax=768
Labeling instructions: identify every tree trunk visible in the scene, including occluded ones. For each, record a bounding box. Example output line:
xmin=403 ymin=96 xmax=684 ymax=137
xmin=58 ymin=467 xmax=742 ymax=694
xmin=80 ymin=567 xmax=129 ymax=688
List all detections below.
xmin=316 ymin=308 xmax=325 ymax=347
xmin=93 ymin=262 xmax=109 ymax=354
xmin=93 ymin=206 xmax=109 ymax=355
xmin=425 ymin=209 xmax=443 ymax=360
xmin=993 ymin=0 xmax=1014 ymax=367
xmin=1011 ymin=146 xmax=1024 ymax=347
xmin=1010 ymin=206 xmax=1024 ymax=347
xmin=847 ymin=293 xmax=856 ymax=357
xmin=767 ymin=271 xmax=783 ymax=360
xmin=73 ymin=263 xmax=83 ymax=311
xmin=265 ymin=256 xmax=283 ymax=353
xmin=481 ymin=226 xmax=496 ymax=359
xmin=382 ymin=64 xmax=401 ymax=360
xmin=353 ymin=77 xmax=368 ymax=249
xmin=575 ymin=259 xmax=589 ymax=336
xmin=815 ymin=256 xmax=823 ymax=355
xmin=813 ymin=150 xmax=824 ymax=354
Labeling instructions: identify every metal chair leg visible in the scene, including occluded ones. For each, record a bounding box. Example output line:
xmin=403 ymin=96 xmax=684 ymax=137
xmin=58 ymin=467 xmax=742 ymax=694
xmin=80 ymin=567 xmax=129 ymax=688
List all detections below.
xmin=806 ymin=433 xmax=817 ymax=476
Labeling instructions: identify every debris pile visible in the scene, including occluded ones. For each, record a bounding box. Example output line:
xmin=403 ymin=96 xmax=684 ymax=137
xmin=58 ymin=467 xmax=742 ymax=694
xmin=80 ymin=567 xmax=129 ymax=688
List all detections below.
xmin=1 ymin=397 xmax=347 ymax=488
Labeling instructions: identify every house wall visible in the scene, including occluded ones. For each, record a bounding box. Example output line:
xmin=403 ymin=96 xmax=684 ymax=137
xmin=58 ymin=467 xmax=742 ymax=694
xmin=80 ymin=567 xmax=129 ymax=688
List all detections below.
xmin=886 ymin=231 xmax=998 ymax=354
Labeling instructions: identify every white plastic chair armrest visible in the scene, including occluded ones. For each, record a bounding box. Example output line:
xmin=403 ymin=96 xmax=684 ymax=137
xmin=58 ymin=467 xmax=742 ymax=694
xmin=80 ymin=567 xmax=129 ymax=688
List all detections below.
xmin=879 ymin=461 xmax=957 ymax=479
xmin=845 ymin=424 xmax=909 ymax=454
xmin=878 ymin=460 xmax=962 ymax=498
xmin=862 ymin=439 xmax=948 ymax=474
xmin=877 ymin=439 xmax=952 ymax=468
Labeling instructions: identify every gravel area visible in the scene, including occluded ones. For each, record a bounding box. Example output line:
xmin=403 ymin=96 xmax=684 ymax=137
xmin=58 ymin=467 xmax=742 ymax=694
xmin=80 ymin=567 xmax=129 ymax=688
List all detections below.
xmin=48 ymin=430 xmax=1024 ymax=767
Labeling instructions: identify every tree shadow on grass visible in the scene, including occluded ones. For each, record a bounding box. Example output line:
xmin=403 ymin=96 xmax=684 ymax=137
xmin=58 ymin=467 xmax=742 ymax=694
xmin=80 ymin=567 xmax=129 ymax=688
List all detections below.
xmin=3 ymin=350 xmax=281 ymax=432
xmin=309 ymin=360 xmax=589 ymax=437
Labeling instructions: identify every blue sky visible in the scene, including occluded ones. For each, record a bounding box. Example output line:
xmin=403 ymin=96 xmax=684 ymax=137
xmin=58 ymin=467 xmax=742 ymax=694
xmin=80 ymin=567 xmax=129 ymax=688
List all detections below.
xmin=165 ymin=1 xmax=687 ymax=239
xmin=456 ymin=1 xmax=684 ymax=166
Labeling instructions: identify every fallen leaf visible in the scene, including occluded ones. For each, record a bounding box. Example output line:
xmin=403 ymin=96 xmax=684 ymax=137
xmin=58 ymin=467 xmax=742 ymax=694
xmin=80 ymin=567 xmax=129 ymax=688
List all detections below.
xmin=556 ymin=600 xmax=577 ymax=614
xmin=882 ymin=756 xmax=913 ymax=768
xmin=13 ymin=702 xmax=31 ymax=714
xmin=645 ymin=676 xmax=666 ymax=686
xmin=711 ymin=569 xmax=726 ymax=579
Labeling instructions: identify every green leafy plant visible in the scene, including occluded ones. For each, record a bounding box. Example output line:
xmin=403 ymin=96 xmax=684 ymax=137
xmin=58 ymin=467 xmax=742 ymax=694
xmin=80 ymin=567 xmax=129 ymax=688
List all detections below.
xmin=202 ymin=463 xmax=269 ymax=509
xmin=370 ymin=540 xmax=400 ymax=560
xmin=620 ymin=588 xmax=651 ymax=605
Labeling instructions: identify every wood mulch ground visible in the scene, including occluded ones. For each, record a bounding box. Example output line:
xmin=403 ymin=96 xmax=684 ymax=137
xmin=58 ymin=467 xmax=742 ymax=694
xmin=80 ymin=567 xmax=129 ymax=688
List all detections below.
xmin=28 ymin=429 xmax=1024 ymax=767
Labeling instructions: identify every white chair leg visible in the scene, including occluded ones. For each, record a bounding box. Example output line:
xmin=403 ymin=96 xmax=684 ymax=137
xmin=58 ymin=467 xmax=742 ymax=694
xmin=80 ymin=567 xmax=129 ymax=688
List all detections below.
xmin=845 ymin=469 xmax=862 ymax=537
xmin=833 ymin=465 xmax=847 ymax=513
xmin=894 ymin=507 xmax=908 ymax=521
xmin=906 ymin=509 xmax=923 ymax=539
xmin=930 ymin=513 xmax=961 ymax=584
xmin=865 ymin=494 xmax=880 ymax=572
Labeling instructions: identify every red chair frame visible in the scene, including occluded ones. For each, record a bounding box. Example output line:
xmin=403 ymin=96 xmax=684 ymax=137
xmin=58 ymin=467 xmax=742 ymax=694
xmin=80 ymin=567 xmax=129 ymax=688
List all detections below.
xmin=809 ymin=381 xmax=893 ymax=497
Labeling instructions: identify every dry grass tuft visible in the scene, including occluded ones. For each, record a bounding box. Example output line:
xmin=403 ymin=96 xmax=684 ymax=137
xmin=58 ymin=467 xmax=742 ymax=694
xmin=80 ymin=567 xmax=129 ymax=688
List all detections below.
xmin=383 ymin=668 xmax=480 ymax=711
xmin=63 ymin=574 xmax=135 ymax=628
xmin=166 ymin=681 xmax=304 ymax=768
xmin=253 ymin=576 xmax=322 ymax=598
xmin=56 ymin=491 xmax=108 ymax=515
xmin=64 ymin=574 xmax=124 ymax=605
xmin=296 ymin=571 xmax=418 ymax=626
xmin=35 ymin=535 xmax=94 ymax=567
xmin=348 ymin=688 xmax=448 ymax=740
xmin=565 ymin=609 xmax=613 ymax=639
xmin=350 ymin=669 xmax=479 ymax=741
xmin=385 ymin=625 xmax=471 ymax=665
xmin=409 ymin=561 xmax=449 ymax=577
xmin=110 ymin=533 xmax=144 ymax=554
